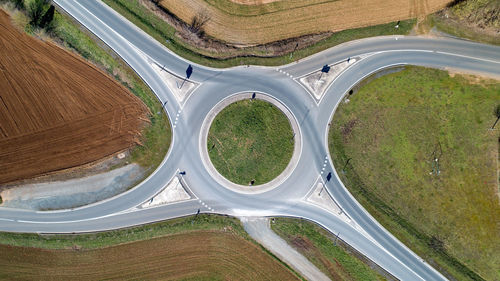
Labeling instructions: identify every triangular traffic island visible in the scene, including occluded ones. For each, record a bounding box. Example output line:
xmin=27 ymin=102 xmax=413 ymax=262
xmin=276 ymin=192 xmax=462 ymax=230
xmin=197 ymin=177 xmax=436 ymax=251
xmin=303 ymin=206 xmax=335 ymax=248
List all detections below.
xmin=304 ymin=177 xmax=355 ymax=228
xmin=140 ymin=175 xmax=194 ymax=208
xmin=149 ymin=60 xmax=199 ymax=105
xmin=297 ymin=57 xmax=360 ymax=104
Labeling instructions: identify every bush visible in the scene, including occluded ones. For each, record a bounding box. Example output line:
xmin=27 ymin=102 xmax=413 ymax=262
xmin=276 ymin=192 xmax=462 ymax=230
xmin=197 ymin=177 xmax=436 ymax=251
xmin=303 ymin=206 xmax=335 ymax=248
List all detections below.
xmin=27 ymin=0 xmax=48 ymax=27
xmin=10 ymin=0 xmax=24 ymax=9
xmin=39 ymin=4 xmax=54 ymax=30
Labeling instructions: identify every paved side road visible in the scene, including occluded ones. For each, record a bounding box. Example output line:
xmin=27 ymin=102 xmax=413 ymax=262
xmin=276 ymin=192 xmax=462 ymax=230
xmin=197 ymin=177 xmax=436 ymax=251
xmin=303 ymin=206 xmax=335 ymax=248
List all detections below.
xmin=242 ymin=217 xmax=330 ymax=281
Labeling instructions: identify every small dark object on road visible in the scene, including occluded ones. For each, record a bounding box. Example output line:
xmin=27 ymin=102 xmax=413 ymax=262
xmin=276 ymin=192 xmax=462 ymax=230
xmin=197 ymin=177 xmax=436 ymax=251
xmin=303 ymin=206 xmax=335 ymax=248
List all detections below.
xmin=186 ymin=64 xmax=193 ymax=79
xmin=179 ymin=171 xmax=186 ymax=175
xmin=321 ymin=64 xmax=331 ymax=73
xmin=326 ymin=172 xmax=332 ymax=181
xmin=252 ymin=92 xmax=256 ymax=99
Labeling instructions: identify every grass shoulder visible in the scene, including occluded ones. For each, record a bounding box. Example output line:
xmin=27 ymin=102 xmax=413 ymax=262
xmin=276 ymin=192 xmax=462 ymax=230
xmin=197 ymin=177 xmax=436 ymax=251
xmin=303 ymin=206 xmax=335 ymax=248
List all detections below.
xmin=102 ymin=0 xmax=414 ymax=68
xmin=423 ymin=0 xmax=499 ymax=45
xmin=207 ymin=99 xmax=294 ymax=185
xmin=329 ymin=66 xmax=500 ymax=280
xmin=271 ymin=217 xmax=390 ymax=281
xmin=0 ymin=214 xmax=246 ymax=249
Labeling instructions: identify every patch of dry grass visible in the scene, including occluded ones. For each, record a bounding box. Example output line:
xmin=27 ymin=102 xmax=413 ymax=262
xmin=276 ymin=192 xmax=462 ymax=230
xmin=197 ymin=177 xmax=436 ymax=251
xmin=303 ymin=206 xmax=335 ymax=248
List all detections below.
xmin=159 ymin=0 xmax=450 ymax=45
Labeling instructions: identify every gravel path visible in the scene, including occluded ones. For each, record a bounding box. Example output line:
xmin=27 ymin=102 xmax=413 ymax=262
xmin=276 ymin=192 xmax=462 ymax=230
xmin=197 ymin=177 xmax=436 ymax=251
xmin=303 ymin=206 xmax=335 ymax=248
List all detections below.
xmin=242 ymin=217 xmax=330 ymax=281
xmin=0 ymin=164 xmax=144 ymax=210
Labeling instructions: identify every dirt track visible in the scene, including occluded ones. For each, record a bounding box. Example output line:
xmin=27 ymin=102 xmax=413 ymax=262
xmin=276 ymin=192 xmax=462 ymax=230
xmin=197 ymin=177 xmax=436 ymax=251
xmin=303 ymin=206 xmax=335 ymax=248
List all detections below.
xmin=0 ymin=11 xmax=149 ymax=184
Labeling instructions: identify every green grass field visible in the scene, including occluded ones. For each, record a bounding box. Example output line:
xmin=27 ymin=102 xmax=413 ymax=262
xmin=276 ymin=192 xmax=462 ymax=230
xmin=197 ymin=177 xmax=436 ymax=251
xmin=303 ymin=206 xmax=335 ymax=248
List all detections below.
xmin=329 ymin=66 xmax=500 ymax=280
xmin=208 ymin=99 xmax=294 ymax=185
xmin=102 ymin=0 xmax=415 ymax=68
xmin=271 ymin=218 xmax=387 ymax=281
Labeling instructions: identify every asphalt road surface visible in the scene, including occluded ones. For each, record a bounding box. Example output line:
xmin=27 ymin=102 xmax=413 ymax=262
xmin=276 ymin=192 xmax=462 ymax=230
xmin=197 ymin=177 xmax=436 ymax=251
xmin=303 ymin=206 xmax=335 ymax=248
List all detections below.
xmin=1 ymin=1 xmax=499 ymax=280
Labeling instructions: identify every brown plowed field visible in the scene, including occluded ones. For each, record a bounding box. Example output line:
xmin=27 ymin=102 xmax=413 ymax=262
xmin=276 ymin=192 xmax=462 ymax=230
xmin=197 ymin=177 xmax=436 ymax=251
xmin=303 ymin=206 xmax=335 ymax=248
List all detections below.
xmin=0 ymin=230 xmax=300 ymax=280
xmin=0 ymin=11 xmax=149 ymax=184
xmin=160 ymin=0 xmax=451 ymax=45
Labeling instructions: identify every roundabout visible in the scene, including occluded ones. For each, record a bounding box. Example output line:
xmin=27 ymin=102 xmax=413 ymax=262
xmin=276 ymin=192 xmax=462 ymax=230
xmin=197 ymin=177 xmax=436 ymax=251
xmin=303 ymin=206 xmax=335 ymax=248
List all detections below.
xmin=1 ymin=0 xmax=499 ymax=280
xmin=200 ymin=92 xmax=301 ymax=194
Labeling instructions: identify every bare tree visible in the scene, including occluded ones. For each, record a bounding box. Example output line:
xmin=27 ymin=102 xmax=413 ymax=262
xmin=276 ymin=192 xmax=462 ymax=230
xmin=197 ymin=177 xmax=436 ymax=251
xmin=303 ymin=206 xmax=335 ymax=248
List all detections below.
xmin=492 ymin=104 xmax=500 ymax=129
xmin=190 ymin=10 xmax=210 ymax=35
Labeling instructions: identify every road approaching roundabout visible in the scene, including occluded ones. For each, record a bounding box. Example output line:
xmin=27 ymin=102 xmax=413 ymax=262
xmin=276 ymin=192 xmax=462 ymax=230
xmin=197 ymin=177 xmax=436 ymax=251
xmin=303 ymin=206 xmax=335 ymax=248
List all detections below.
xmin=1 ymin=0 xmax=499 ymax=280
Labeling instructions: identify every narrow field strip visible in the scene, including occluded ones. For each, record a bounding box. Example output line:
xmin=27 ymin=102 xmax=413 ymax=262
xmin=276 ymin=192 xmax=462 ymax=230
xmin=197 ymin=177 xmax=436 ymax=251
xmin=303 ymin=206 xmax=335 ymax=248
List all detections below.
xmin=160 ymin=0 xmax=449 ymax=45
xmin=0 ymin=215 xmax=301 ymax=280
xmin=0 ymin=231 xmax=300 ymax=280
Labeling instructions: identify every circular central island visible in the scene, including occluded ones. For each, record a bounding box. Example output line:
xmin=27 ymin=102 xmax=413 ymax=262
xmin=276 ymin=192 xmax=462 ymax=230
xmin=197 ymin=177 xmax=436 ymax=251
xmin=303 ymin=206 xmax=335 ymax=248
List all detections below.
xmin=200 ymin=92 xmax=301 ymax=194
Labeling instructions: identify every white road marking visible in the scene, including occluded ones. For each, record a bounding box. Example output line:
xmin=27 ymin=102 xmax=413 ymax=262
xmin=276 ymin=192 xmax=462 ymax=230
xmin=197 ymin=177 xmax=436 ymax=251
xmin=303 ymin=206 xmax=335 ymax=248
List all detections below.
xmin=436 ymin=51 xmax=500 ymax=64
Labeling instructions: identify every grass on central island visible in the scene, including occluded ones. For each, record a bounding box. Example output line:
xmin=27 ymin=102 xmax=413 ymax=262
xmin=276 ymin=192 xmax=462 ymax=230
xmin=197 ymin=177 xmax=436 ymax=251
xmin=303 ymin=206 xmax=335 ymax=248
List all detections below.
xmin=329 ymin=66 xmax=500 ymax=280
xmin=208 ymin=99 xmax=294 ymax=185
